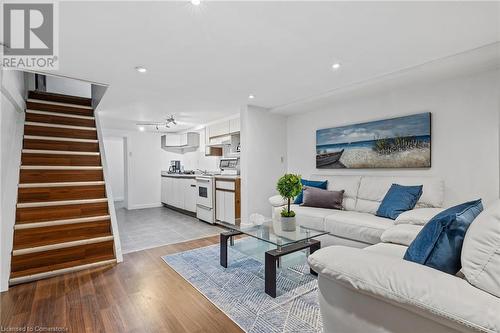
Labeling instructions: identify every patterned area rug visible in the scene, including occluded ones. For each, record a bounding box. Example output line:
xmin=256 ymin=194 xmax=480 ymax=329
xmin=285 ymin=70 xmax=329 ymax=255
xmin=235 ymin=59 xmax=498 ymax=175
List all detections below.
xmin=162 ymin=237 xmax=322 ymax=332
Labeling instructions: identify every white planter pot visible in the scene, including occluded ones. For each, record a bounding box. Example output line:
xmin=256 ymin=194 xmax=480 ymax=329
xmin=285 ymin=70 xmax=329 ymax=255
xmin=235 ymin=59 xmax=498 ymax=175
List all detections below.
xmin=281 ymin=216 xmax=296 ymax=231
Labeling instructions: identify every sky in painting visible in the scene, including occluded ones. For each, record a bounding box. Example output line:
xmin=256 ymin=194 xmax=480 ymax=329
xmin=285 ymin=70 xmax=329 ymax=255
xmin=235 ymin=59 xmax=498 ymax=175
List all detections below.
xmin=316 ymin=113 xmax=430 ymax=146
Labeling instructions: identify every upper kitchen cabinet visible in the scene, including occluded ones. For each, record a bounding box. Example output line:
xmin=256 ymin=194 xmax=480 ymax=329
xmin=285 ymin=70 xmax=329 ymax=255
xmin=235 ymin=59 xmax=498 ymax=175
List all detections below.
xmin=207 ymin=117 xmax=240 ymax=139
xmin=161 ymin=132 xmax=199 ymax=153
xmin=229 ymin=118 xmax=240 ymax=134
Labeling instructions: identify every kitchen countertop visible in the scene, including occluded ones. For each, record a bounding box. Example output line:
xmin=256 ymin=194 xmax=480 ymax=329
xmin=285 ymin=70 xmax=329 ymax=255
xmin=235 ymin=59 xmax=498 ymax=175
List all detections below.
xmin=214 ymin=175 xmax=240 ymax=180
xmin=161 ymin=171 xmax=197 ymax=178
xmin=161 ymin=171 xmax=240 ymax=180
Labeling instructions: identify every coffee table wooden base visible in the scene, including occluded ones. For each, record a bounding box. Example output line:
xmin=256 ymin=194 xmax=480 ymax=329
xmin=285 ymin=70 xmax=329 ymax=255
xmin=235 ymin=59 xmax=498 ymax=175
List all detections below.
xmin=219 ymin=230 xmax=321 ymax=298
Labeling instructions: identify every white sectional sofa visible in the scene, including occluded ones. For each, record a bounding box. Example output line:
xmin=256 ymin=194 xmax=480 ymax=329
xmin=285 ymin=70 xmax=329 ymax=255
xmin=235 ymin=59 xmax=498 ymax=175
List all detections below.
xmin=269 ymin=174 xmax=445 ymax=248
xmin=308 ymin=200 xmax=500 ymax=333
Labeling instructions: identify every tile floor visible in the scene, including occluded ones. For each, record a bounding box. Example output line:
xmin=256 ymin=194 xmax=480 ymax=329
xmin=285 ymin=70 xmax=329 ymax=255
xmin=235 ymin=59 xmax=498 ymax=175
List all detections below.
xmin=115 ymin=202 xmax=224 ymax=253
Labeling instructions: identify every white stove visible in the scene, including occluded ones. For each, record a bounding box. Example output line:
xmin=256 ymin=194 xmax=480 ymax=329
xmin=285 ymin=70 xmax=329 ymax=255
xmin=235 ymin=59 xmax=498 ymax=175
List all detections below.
xmin=196 ymin=175 xmax=215 ymax=224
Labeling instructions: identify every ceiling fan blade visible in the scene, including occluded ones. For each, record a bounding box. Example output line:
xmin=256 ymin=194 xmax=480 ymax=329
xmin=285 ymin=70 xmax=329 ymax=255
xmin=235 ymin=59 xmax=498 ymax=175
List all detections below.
xmin=136 ymin=122 xmax=164 ymax=126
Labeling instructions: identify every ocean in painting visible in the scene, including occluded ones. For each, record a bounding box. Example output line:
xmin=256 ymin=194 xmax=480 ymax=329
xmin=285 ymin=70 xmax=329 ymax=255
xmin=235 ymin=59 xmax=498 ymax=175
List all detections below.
xmin=316 ymin=113 xmax=431 ymax=169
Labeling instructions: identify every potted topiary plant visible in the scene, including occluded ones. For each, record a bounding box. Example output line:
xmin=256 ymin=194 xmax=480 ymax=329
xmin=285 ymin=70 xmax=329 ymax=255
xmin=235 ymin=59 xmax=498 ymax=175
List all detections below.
xmin=276 ymin=173 xmax=302 ymax=231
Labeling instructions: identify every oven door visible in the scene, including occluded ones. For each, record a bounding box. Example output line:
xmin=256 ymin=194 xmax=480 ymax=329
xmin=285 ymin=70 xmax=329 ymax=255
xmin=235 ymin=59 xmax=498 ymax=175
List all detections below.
xmin=196 ymin=177 xmax=213 ymax=208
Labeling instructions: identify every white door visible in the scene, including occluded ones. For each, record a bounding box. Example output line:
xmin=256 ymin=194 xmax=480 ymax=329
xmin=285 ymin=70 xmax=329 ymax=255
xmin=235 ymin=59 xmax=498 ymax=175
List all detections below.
xmin=216 ymin=190 xmax=225 ymax=222
xmin=224 ymin=191 xmax=235 ymax=224
xmin=184 ymin=179 xmax=197 ymax=212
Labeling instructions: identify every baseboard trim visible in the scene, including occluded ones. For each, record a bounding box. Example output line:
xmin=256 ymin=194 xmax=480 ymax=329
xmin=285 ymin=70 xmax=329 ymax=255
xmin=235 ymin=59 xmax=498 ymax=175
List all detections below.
xmin=127 ymin=203 xmax=163 ymax=210
xmin=161 ymin=203 xmax=197 ymax=217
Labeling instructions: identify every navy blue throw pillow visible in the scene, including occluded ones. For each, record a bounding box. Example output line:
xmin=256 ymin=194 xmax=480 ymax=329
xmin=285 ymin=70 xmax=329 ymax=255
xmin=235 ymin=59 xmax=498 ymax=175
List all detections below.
xmin=376 ymin=184 xmax=423 ymax=220
xmin=404 ymin=199 xmax=483 ymax=274
xmin=294 ymin=179 xmax=327 ymax=204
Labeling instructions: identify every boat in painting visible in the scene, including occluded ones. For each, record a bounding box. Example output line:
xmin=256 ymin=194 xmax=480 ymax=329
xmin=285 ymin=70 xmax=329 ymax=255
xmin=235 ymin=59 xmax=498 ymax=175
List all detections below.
xmin=316 ymin=149 xmax=344 ymax=167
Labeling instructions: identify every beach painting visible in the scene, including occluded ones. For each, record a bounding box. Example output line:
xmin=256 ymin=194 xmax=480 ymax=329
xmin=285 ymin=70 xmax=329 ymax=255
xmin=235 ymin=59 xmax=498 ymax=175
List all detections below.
xmin=316 ymin=113 xmax=431 ymax=169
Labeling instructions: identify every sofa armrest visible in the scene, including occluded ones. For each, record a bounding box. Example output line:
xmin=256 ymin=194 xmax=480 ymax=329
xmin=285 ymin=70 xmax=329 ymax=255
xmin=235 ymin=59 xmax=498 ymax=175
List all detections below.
xmin=269 ymin=195 xmax=287 ymax=207
xmin=309 ymin=246 xmax=500 ymax=333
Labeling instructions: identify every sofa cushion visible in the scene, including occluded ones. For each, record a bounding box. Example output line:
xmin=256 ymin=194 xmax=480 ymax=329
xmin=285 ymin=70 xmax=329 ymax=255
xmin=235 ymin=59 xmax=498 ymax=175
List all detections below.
xmin=309 ymin=174 xmax=361 ymax=211
xmin=293 ymin=179 xmax=327 ymax=204
xmin=324 ymin=211 xmax=395 ymax=245
xmin=404 ymin=199 xmax=483 ymax=275
xmin=302 ymin=187 xmax=344 ymax=210
xmin=395 ymin=208 xmax=445 ymax=225
xmin=355 ymin=176 xmax=444 ymax=214
xmin=364 ymin=243 xmax=408 ymax=258
xmin=308 ymin=246 xmax=500 ymax=333
xmin=376 ymin=184 xmax=423 ymax=220
xmin=462 ymin=199 xmax=500 ymax=298
xmin=274 ymin=204 xmax=332 ymax=231
xmin=381 ymin=224 xmax=423 ymax=246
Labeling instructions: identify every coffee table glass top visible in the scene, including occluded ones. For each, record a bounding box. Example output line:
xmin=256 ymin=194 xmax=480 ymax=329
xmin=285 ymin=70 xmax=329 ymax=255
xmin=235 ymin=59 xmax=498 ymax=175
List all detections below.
xmin=216 ymin=215 xmax=329 ymax=247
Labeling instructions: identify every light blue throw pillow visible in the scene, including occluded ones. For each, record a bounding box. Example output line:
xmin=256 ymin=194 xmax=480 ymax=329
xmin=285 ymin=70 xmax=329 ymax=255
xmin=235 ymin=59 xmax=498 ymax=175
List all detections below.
xmin=376 ymin=184 xmax=423 ymax=220
xmin=404 ymin=199 xmax=483 ymax=274
xmin=294 ymin=179 xmax=327 ymax=204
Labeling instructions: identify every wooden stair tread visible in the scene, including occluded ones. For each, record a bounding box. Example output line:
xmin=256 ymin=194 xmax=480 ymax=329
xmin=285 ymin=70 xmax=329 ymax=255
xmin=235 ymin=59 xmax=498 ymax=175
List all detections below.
xmin=11 ymin=240 xmax=115 ymax=274
xmin=16 ymin=201 xmax=109 ymax=223
xmin=10 ymin=244 xmax=115 ymax=279
xmin=17 ymin=185 xmax=106 ymax=203
xmin=28 ymin=91 xmax=92 ymax=107
xmin=23 ymin=138 xmax=99 ymax=152
xmin=21 ymin=152 xmax=102 ymax=166
xmin=24 ymin=124 xmax=98 ymax=140
xmin=26 ymin=111 xmax=96 ymax=128
xmin=13 ymin=220 xmax=112 ymax=250
xmin=20 ymin=169 xmax=104 ymax=183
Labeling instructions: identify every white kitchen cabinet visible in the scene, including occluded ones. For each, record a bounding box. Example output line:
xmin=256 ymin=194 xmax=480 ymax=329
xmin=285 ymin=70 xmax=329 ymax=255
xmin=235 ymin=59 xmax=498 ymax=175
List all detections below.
xmin=229 ymin=118 xmax=240 ymax=133
xmin=161 ymin=177 xmax=168 ymax=204
xmin=208 ymin=121 xmax=230 ymax=138
xmin=184 ymin=179 xmax=197 ymax=212
xmin=216 ymin=190 xmax=225 ymax=222
xmin=161 ymin=132 xmax=199 ymax=152
xmin=224 ymin=191 xmax=235 ymax=224
xmin=215 ymin=179 xmax=239 ymax=225
xmin=162 ymin=176 xmax=175 ymax=206
xmin=161 ymin=176 xmax=197 ymax=213
xmin=215 ymin=189 xmax=236 ymax=225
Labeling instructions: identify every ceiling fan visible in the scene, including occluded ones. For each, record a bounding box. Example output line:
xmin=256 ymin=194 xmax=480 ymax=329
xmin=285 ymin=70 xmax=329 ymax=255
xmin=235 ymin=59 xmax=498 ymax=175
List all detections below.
xmin=136 ymin=115 xmax=177 ymax=130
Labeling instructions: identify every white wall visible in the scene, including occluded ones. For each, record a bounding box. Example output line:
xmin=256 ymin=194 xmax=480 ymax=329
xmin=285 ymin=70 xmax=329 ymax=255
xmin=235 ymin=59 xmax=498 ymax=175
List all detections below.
xmin=240 ymin=105 xmax=287 ymax=217
xmin=103 ymin=137 xmax=125 ymax=201
xmin=0 ymin=69 xmax=26 ymax=291
xmin=286 ymin=69 xmax=500 ymax=206
xmin=46 ymin=75 xmax=92 ymax=98
xmin=102 ymin=129 xmax=163 ymax=210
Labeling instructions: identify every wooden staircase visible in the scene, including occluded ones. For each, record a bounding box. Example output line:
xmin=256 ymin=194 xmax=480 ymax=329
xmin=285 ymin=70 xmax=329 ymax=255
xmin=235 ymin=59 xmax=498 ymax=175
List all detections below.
xmin=9 ymin=91 xmax=117 ymax=286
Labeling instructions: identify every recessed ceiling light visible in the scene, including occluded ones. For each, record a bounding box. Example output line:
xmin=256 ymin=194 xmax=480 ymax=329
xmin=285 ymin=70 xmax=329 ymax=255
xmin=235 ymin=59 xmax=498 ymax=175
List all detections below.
xmin=135 ymin=66 xmax=147 ymax=73
xmin=191 ymin=0 xmax=201 ymax=5
xmin=248 ymin=94 xmax=255 ymax=99
xmin=138 ymin=126 xmax=145 ymax=132
xmin=331 ymin=63 xmax=341 ymax=70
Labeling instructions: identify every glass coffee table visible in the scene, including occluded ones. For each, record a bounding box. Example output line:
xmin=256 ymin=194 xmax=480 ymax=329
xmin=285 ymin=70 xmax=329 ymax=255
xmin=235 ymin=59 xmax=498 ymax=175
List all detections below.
xmin=216 ymin=216 xmax=329 ymax=298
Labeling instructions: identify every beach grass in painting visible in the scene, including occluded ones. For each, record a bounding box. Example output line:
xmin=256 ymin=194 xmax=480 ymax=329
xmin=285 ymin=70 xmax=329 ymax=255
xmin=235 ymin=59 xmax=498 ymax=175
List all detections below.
xmin=316 ymin=113 xmax=431 ymax=169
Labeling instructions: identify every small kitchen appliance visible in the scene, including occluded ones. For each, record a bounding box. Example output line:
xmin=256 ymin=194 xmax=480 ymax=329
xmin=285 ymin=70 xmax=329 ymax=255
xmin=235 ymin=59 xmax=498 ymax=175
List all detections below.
xmin=220 ymin=158 xmax=239 ymax=175
xmin=169 ymin=160 xmax=181 ymax=173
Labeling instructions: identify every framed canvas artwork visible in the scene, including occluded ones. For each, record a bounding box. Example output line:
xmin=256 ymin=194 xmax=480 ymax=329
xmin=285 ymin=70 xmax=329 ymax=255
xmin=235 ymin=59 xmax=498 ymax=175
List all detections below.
xmin=316 ymin=112 xmax=431 ymax=169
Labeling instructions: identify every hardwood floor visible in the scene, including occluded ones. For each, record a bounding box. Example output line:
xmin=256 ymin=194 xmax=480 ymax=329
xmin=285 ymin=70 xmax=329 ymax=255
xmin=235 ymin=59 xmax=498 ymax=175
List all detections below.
xmin=1 ymin=236 xmax=243 ymax=333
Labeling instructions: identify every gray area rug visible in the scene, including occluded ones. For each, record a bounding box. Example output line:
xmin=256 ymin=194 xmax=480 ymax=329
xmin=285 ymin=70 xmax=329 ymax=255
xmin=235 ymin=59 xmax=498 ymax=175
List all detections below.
xmin=162 ymin=237 xmax=322 ymax=332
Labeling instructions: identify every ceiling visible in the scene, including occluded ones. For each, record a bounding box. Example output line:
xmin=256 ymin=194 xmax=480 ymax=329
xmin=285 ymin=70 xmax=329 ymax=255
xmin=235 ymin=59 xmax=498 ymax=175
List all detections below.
xmin=53 ymin=1 xmax=500 ymax=131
